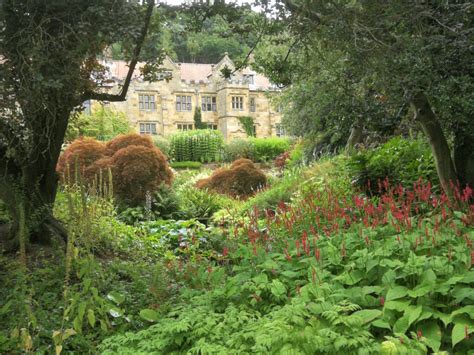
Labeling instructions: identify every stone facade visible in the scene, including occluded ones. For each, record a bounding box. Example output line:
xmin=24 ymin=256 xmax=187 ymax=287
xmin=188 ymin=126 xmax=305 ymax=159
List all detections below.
xmin=89 ymin=54 xmax=283 ymax=140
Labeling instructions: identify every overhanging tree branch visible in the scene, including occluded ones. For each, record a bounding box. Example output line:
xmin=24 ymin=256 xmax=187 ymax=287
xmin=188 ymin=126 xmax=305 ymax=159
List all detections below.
xmin=82 ymin=0 xmax=156 ymax=102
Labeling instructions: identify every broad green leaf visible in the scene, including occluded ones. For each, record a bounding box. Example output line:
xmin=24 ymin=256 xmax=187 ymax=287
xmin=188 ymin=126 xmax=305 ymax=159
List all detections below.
xmin=386 ymin=286 xmax=408 ymax=301
xmin=270 ymin=279 xmax=287 ymax=298
xmin=384 ymin=300 xmax=410 ymax=312
xmin=352 ymin=309 xmax=382 ymax=324
xmin=372 ymin=319 xmax=391 ymax=330
xmin=450 ymin=306 xmax=474 ymax=319
xmin=393 ymin=314 xmax=410 ymax=334
xmin=432 ymin=311 xmax=451 ymax=327
xmin=108 ymin=307 xmax=123 ymax=318
xmin=420 ymin=320 xmax=442 ymax=352
xmin=408 ymin=305 xmax=423 ymax=325
xmin=140 ymin=309 xmax=159 ymax=322
xmin=408 ymin=283 xmax=433 ymax=298
xmin=452 ymin=322 xmax=471 ymax=348
xmin=107 ymin=291 xmax=125 ymax=306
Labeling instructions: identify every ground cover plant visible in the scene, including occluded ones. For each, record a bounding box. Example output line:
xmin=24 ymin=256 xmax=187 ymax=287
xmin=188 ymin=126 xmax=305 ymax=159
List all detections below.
xmin=99 ymin=176 xmax=474 ymax=354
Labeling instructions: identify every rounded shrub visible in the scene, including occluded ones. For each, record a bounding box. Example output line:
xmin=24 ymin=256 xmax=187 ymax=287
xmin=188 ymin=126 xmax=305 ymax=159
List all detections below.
xmin=105 ymin=133 xmax=154 ymax=156
xmin=196 ymin=159 xmax=266 ymax=198
xmin=110 ymin=145 xmax=173 ymax=205
xmin=224 ymin=139 xmax=253 ymax=161
xmin=57 ymin=137 xmax=105 ymax=182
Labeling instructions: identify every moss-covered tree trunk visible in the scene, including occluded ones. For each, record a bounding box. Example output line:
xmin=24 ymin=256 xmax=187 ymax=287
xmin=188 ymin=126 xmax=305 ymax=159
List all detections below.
xmin=410 ymin=92 xmax=458 ymax=197
xmin=0 ymin=110 xmax=70 ymax=250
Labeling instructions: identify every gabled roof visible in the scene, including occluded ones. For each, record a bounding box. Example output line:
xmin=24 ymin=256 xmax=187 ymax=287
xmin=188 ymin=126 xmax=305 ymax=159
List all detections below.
xmin=101 ymin=54 xmax=276 ymax=90
xmin=179 ymin=63 xmax=213 ymax=83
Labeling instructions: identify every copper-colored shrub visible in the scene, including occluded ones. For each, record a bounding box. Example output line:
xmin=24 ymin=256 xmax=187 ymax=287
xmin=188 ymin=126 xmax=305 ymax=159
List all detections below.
xmin=196 ymin=159 xmax=266 ymax=198
xmin=57 ymin=137 xmax=105 ymax=182
xmin=105 ymin=133 xmax=154 ymax=156
xmin=109 ymin=145 xmax=173 ymax=205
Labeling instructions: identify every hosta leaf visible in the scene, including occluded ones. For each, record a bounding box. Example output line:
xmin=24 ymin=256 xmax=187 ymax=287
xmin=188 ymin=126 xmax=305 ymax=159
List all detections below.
xmin=420 ymin=320 xmax=442 ymax=352
xmin=352 ymin=309 xmax=382 ymax=324
xmin=386 ymin=286 xmax=408 ymax=301
xmin=140 ymin=309 xmax=159 ymax=322
xmin=107 ymin=291 xmax=125 ymax=306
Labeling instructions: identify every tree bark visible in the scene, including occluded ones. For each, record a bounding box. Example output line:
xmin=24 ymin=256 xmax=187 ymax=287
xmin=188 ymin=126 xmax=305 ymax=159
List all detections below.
xmin=410 ymin=92 xmax=458 ymax=197
xmin=453 ymin=126 xmax=474 ymax=189
xmin=345 ymin=117 xmax=364 ymax=152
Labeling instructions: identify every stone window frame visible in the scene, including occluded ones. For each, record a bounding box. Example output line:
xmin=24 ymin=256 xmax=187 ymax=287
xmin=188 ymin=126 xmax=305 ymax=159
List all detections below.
xmin=275 ymin=123 xmax=286 ymax=137
xmin=249 ymin=97 xmax=256 ymax=112
xmin=176 ymin=95 xmax=192 ymax=112
xmin=206 ymin=123 xmax=218 ymax=130
xmin=231 ymin=96 xmax=244 ymax=111
xmin=243 ymin=74 xmax=255 ymax=85
xmin=177 ymin=123 xmax=194 ymax=131
xmin=201 ymin=96 xmax=217 ymax=112
xmin=139 ymin=122 xmax=158 ymax=135
xmin=138 ymin=94 xmax=156 ymax=111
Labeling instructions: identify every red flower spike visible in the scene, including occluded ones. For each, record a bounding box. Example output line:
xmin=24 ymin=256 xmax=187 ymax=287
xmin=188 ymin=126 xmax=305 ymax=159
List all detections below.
xmin=315 ymin=248 xmax=321 ymax=262
xmin=417 ymin=330 xmax=422 ymax=339
xmin=380 ymin=296 xmax=385 ymax=306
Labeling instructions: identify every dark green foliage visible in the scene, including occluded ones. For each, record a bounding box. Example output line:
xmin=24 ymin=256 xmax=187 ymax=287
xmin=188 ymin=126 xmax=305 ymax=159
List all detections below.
xmin=170 ymin=161 xmax=202 ymax=170
xmin=193 ymin=107 xmax=205 ymax=129
xmin=118 ymin=184 xmax=183 ymax=225
xmin=348 ymin=136 xmax=438 ymax=191
xmin=178 ymin=185 xmax=232 ymax=222
xmin=170 ymin=130 xmax=224 ymax=162
xmin=0 ymin=199 xmax=11 ymax=224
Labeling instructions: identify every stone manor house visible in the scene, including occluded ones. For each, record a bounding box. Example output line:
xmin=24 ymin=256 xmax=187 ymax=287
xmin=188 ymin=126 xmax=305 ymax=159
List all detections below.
xmin=87 ymin=54 xmax=283 ymax=140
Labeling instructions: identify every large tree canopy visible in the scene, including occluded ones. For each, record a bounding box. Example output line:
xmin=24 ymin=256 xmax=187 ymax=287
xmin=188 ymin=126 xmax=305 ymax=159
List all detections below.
xmin=254 ymin=0 xmax=473 ymax=193
xmin=0 ymin=0 xmax=156 ymax=249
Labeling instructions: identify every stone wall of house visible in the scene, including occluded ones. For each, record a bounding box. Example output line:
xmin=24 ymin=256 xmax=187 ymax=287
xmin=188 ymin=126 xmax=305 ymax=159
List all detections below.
xmin=90 ymin=56 xmax=283 ymax=141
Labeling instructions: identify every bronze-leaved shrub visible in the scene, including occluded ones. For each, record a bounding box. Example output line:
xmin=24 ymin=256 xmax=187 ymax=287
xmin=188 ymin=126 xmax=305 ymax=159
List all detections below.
xmin=196 ymin=158 xmax=266 ymax=198
xmin=57 ymin=134 xmax=173 ymax=205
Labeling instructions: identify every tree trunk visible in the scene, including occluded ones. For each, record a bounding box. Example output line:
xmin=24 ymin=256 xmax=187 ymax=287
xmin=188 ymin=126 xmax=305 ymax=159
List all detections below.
xmin=453 ymin=126 xmax=474 ymax=189
xmin=0 ymin=111 xmax=70 ymax=251
xmin=345 ymin=117 xmax=364 ymax=152
xmin=410 ymin=92 xmax=458 ymax=197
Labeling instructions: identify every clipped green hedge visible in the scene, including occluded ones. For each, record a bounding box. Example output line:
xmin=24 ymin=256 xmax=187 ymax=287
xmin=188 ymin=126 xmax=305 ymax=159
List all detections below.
xmin=170 ymin=130 xmax=224 ymax=162
xmin=170 ymin=161 xmax=202 ymax=170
